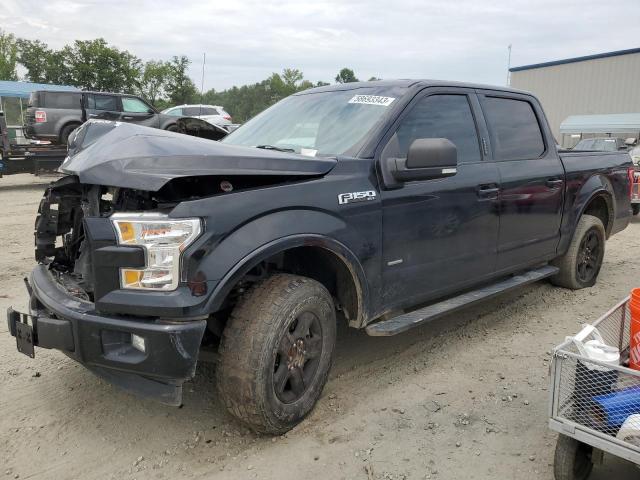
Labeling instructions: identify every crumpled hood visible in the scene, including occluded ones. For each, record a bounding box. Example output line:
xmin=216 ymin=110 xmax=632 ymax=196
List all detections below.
xmin=61 ymin=120 xmax=337 ymax=191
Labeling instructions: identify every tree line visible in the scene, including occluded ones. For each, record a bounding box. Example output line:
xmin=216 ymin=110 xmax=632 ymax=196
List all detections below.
xmin=0 ymin=30 xmax=377 ymax=122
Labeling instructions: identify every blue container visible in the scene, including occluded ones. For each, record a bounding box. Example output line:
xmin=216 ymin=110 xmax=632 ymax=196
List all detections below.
xmin=592 ymin=385 xmax=640 ymax=429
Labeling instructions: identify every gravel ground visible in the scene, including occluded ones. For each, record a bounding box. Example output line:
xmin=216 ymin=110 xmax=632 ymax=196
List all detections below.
xmin=1 ymin=173 xmax=639 ymax=480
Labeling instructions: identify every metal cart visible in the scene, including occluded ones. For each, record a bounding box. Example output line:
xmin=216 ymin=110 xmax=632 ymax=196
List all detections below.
xmin=549 ymin=297 xmax=640 ymax=479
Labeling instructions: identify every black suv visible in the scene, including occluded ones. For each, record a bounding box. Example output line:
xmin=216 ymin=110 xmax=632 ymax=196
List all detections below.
xmin=25 ymin=90 xmax=180 ymax=144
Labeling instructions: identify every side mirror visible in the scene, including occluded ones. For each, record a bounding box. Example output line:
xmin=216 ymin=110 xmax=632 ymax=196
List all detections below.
xmin=148 ymin=108 xmax=156 ymax=114
xmin=387 ymin=138 xmax=458 ymax=183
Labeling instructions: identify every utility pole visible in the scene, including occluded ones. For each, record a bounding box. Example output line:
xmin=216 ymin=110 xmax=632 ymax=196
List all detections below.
xmin=506 ymin=44 xmax=512 ymax=86
xmin=199 ymin=52 xmax=206 ymax=116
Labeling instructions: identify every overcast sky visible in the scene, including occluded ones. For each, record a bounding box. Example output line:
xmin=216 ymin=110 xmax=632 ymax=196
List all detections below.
xmin=1 ymin=0 xmax=638 ymax=91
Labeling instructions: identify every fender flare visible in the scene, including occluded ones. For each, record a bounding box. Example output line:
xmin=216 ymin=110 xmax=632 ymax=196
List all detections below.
xmin=203 ymin=233 xmax=370 ymax=325
xmin=559 ymin=174 xmax=615 ymax=253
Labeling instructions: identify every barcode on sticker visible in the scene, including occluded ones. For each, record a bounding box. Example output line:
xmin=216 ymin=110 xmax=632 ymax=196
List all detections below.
xmin=348 ymin=95 xmax=395 ymax=106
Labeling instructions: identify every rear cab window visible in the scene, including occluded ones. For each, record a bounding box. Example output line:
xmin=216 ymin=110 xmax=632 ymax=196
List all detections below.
xmin=481 ymin=96 xmax=545 ymax=160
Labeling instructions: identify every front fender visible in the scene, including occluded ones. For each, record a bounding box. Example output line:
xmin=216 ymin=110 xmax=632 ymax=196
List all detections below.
xmin=189 ymin=209 xmax=370 ymax=322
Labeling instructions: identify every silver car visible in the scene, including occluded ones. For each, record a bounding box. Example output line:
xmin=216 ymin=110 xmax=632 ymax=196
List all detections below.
xmin=162 ymin=104 xmax=232 ymax=127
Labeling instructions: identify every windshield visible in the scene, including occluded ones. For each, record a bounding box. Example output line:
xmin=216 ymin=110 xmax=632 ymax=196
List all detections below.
xmin=222 ymin=87 xmax=406 ymax=156
xmin=574 ymin=138 xmax=619 ymax=151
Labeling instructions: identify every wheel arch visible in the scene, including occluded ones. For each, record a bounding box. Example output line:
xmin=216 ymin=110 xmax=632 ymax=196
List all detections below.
xmin=205 ymin=234 xmax=369 ymax=328
xmin=58 ymin=120 xmax=82 ymax=143
xmin=559 ymin=174 xmax=615 ymax=255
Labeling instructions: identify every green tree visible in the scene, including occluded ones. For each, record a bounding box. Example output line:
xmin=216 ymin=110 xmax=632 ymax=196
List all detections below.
xmin=166 ymin=55 xmax=199 ymax=105
xmin=62 ymin=38 xmax=141 ymax=92
xmin=0 ymin=30 xmax=18 ymax=81
xmin=282 ymin=68 xmax=303 ymax=89
xmin=368 ymin=76 xmax=381 ymax=81
xmin=335 ymin=68 xmax=358 ymax=84
xmin=16 ymin=38 xmax=67 ymax=84
xmin=138 ymin=60 xmax=171 ymax=106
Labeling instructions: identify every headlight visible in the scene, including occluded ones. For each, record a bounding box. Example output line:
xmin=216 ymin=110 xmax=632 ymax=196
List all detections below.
xmin=111 ymin=212 xmax=201 ymax=291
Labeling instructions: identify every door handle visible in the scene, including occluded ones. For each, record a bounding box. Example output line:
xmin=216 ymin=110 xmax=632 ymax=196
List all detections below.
xmin=88 ymin=113 xmax=97 ymax=117
xmin=122 ymin=115 xmax=134 ymax=120
xmin=477 ymin=184 xmax=500 ymax=199
xmin=546 ymin=178 xmax=564 ymax=188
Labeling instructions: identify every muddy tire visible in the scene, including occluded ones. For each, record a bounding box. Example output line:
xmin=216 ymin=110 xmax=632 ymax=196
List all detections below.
xmin=553 ymin=434 xmax=593 ymax=480
xmin=550 ymin=214 xmax=605 ymax=289
xmin=216 ymin=274 xmax=336 ymax=434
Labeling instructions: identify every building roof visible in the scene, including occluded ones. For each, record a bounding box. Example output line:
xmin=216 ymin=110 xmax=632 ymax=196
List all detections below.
xmin=0 ymin=80 xmax=78 ymax=99
xmin=510 ymin=47 xmax=640 ymax=73
xmin=559 ymin=113 xmax=640 ymax=134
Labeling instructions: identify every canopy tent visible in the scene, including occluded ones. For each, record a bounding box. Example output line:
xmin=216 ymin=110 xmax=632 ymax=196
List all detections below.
xmin=560 ymin=113 xmax=640 ymax=134
xmin=0 ymin=80 xmax=78 ymax=99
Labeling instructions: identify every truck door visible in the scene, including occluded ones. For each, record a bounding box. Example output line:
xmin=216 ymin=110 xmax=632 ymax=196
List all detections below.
xmin=379 ymin=89 xmax=500 ymax=310
xmin=119 ymin=96 xmax=160 ymax=128
xmin=84 ymin=93 xmax=120 ymax=121
xmin=477 ymin=92 xmax=564 ymax=272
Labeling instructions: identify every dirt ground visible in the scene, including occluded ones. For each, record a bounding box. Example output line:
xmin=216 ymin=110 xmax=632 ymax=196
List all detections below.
xmin=1 ymin=173 xmax=639 ymax=480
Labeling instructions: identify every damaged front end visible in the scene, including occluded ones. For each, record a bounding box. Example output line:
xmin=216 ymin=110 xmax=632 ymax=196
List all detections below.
xmin=8 ymin=120 xmax=337 ymax=405
xmin=8 ymin=175 xmax=208 ymax=405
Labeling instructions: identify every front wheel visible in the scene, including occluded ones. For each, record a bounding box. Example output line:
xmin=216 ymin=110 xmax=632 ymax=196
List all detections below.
xmin=165 ymin=124 xmax=178 ymax=132
xmin=553 ymin=434 xmax=593 ymax=480
xmin=217 ymin=274 xmax=336 ymax=434
xmin=550 ymin=214 xmax=605 ymax=289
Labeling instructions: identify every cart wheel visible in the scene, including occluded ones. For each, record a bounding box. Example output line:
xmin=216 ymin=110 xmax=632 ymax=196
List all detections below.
xmin=554 ymin=434 xmax=594 ymax=480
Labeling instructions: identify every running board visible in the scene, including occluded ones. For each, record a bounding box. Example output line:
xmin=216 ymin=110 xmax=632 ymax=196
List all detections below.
xmin=365 ymin=265 xmax=559 ymax=337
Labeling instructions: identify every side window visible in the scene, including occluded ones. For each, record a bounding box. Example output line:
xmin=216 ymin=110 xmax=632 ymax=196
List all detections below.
xmin=482 ymin=97 xmax=545 ymax=160
xmin=166 ymin=108 xmax=183 ymax=116
xmin=87 ymin=94 xmax=118 ymax=111
xmin=122 ymin=97 xmax=152 ymax=113
xmin=394 ymin=94 xmax=481 ymax=164
xmin=43 ymin=92 xmax=81 ymax=109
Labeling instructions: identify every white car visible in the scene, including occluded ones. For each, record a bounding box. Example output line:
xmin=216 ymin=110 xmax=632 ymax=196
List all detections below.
xmin=161 ymin=104 xmax=232 ymax=127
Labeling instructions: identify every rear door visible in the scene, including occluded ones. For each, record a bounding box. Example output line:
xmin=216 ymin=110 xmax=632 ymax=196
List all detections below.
xmin=85 ymin=93 xmax=120 ymax=121
xmin=379 ymin=88 xmax=500 ymax=309
xmin=120 ymin=96 xmax=159 ymax=127
xmin=477 ymin=91 xmax=564 ymax=272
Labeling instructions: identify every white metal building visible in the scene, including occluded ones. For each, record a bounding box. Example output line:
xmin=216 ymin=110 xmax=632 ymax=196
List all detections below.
xmin=509 ymin=48 xmax=640 ymax=146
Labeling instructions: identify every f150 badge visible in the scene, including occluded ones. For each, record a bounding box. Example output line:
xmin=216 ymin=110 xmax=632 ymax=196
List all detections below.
xmin=338 ymin=190 xmax=377 ymax=205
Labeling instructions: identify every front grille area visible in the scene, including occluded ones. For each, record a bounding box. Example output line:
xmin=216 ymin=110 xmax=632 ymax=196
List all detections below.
xmin=35 ymin=176 xmax=158 ymax=303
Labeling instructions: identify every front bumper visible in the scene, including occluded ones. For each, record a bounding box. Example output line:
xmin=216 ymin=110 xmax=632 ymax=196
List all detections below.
xmin=7 ymin=265 xmax=206 ymax=405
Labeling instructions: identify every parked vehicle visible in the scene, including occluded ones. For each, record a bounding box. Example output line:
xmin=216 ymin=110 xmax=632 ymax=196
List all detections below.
xmin=573 ymin=137 xmax=629 ymax=152
xmin=24 ymin=90 xmax=181 ymax=145
xmin=8 ymin=80 xmax=633 ymax=435
xmin=162 ymin=104 xmax=232 ymax=127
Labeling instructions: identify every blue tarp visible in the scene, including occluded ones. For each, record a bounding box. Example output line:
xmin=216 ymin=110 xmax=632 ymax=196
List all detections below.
xmin=0 ymin=80 xmax=78 ymax=99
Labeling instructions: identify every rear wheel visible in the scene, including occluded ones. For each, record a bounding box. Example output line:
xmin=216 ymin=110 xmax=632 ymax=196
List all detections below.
xmin=550 ymin=214 xmax=605 ymax=289
xmin=553 ymin=434 xmax=593 ymax=480
xmin=216 ymin=274 xmax=336 ymax=434
xmin=59 ymin=123 xmax=80 ymax=145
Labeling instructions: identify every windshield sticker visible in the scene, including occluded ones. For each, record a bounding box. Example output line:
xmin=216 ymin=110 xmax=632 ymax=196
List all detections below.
xmin=300 ymin=148 xmax=318 ymax=157
xmin=348 ymin=95 xmax=395 ymax=106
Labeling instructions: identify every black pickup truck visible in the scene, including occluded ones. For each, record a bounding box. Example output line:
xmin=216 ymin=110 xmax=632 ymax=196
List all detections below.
xmin=7 ymin=80 xmax=633 ymax=434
